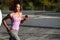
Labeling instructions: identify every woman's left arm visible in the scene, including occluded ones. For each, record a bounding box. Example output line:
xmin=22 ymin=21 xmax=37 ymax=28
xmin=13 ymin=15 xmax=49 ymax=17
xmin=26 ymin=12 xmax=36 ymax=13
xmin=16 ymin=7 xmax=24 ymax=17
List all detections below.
xmin=20 ymin=14 xmax=28 ymax=24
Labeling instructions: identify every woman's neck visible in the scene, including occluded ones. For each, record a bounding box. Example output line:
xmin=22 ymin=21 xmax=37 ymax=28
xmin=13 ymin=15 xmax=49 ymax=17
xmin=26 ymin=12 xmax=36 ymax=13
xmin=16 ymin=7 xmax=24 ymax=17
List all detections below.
xmin=14 ymin=10 xmax=20 ymax=13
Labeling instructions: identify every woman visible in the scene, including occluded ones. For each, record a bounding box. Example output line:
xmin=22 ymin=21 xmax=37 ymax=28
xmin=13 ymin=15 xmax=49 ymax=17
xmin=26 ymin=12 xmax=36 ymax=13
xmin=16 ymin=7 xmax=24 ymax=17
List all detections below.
xmin=2 ymin=3 xmax=28 ymax=40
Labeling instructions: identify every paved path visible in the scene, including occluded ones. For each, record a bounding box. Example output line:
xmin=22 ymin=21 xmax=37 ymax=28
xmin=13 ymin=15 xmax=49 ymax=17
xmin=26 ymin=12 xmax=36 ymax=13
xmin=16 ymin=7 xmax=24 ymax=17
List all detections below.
xmin=0 ymin=14 xmax=60 ymax=40
xmin=0 ymin=25 xmax=60 ymax=40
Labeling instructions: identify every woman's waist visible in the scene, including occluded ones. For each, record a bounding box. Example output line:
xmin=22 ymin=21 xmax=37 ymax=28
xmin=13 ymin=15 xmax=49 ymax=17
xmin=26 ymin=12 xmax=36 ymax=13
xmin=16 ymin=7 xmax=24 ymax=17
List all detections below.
xmin=11 ymin=24 xmax=20 ymax=27
xmin=11 ymin=25 xmax=20 ymax=30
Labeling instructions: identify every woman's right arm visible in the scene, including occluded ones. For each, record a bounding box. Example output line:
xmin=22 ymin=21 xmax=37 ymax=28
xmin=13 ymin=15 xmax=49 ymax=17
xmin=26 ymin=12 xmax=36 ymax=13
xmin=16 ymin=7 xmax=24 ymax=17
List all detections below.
xmin=2 ymin=14 xmax=11 ymax=32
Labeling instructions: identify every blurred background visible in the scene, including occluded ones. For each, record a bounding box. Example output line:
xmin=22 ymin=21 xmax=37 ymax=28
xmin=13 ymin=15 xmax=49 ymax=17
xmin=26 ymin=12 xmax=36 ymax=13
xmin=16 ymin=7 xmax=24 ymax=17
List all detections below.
xmin=0 ymin=0 xmax=60 ymax=40
xmin=0 ymin=0 xmax=60 ymax=12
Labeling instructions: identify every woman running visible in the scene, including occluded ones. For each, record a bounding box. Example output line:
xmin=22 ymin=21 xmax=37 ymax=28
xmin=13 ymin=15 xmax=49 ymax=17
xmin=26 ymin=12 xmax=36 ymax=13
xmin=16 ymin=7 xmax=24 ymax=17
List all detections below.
xmin=2 ymin=3 xmax=28 ymax=40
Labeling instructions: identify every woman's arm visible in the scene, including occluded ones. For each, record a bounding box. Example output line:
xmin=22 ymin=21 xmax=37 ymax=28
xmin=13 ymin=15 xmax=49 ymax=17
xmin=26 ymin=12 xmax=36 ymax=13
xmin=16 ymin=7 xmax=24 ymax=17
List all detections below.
xmin=2 ymin=14 xmax=11 ymax=32
xmin=21 ymin=15 xmax=28 ymax=24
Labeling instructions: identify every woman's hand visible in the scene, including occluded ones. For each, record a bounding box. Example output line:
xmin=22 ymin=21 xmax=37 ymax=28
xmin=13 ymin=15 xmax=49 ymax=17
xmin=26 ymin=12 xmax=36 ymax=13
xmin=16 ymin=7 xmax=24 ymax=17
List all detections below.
xmin=24 ymin=15 xmax=28 ymax=21
xmin=6 ymin=27 xmax=11 ymax=32
xmin=25 ymin=15 xmax=28 ymax=18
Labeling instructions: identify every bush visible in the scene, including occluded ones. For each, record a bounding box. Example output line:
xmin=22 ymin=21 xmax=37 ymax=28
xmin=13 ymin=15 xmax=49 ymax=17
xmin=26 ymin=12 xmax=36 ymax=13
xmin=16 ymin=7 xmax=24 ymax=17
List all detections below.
xmin=0 ymin=5 xmax=4 ymax=10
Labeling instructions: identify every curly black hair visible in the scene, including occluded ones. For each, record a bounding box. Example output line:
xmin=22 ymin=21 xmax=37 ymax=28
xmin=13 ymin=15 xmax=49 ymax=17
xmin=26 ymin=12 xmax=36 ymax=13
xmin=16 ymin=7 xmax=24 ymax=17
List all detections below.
xmin=9 ymin=0 xmax=20 ymax=11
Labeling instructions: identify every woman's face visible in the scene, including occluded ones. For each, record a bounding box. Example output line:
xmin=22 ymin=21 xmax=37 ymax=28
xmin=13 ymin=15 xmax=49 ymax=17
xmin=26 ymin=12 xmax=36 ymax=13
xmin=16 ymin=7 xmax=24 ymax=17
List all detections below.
xmin=16 ymin=4 xmax=20 ymax=12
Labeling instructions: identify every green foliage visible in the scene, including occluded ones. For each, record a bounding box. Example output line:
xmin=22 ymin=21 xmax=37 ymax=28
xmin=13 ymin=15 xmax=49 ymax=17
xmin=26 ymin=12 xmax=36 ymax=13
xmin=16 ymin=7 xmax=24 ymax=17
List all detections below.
xmin=39 ymin=0 xmax=60 ymax=12
xmin=0 ymin=5 xmax=4 ymax=10
xmin=0 ymin=0 xmax=60 ymax=12
xmin=28 ymin=2 xmax=34 ymax=10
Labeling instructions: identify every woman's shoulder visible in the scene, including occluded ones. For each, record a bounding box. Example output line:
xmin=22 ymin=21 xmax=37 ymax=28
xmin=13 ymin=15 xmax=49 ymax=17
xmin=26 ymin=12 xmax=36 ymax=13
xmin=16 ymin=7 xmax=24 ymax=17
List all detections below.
xmin=9 ymin=12 xmax=14 ymax=17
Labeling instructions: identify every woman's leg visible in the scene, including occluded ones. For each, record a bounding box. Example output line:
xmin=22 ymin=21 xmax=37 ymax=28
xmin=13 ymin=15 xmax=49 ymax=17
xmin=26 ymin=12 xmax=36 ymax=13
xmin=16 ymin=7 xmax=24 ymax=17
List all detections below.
xmin=9 ymin=36 xmax=13 ymax=40
xmin=9 ymin=30 xmax=20 ymax=40
xmin=8 ymin=31 xmax=13 ymax=40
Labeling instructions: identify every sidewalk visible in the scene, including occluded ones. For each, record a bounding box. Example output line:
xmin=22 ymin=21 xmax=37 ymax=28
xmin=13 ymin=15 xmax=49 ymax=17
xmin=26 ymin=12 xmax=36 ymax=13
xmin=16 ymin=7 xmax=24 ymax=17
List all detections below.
xmin=0 ymin=25 xmax=60 ymax=40
xmin=0 ymin=35 xmax=4 ymax=40
xmin=1 ymin=11 xmax=60 ymax=40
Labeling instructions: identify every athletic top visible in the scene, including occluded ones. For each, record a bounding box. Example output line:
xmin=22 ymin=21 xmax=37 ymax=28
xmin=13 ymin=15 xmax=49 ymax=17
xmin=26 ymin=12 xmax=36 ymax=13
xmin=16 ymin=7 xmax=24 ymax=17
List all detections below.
xmin=11 ymin=12 xmax=22 ymax=30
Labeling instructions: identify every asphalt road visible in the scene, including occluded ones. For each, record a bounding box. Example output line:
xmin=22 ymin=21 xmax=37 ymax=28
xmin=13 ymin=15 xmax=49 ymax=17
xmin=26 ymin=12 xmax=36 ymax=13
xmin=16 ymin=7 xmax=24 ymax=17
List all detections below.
xmin=0 ymin=14 xmax=60 ymax=40
xmin=2 ymin=14 xmax=60 ymax=28
xmin=0 ymin=24 xmax=60 ymax=40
